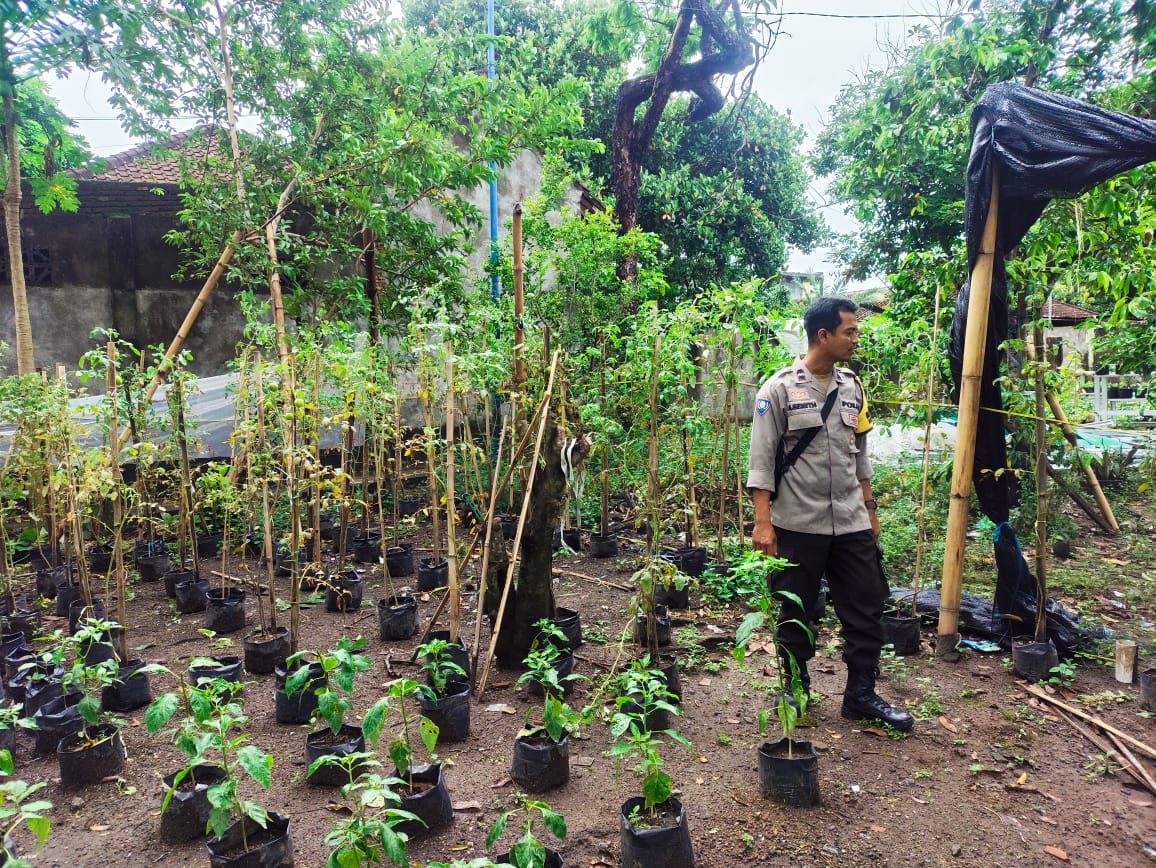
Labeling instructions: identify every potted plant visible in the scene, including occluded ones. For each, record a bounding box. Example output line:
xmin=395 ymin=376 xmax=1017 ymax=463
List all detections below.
xmin=362 ymin=679 xmax=452 ymax=839
xmin=145 ymin=666 xmax=289 ymax=863
xmin=285 ymin=637 xmax=373 ymax=787
xmin=311 ymin=750 xmax=419 ymax=868
xmin=55 ymin=653 xmax=127 ymax=787
xmin=511 ymin=692 xmax=580 ymax=794
xmin=0 ymin=747 xmax=53 ymax=864
xmin=755 ymin=649 xmax=820 ymax=808
xmin=187 ymin=631 xmax=244 ymax=686
xmin=607 ymin=664 xmax=695 ymax=868
xmin=416 ymin=637 xmax=471 ymax=743
xmin=515 ymin=619 xmax=583 ymax=699
xmin=486 ymin=795 xmax=567 ymax=868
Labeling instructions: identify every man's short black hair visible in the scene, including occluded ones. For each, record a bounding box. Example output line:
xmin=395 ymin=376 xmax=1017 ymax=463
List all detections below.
xmin=804 ymin=296 xmax=859 ymax=342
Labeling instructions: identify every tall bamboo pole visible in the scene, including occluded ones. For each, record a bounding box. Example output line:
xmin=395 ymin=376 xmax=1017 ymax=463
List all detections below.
xmin=513 ymin=204 xmax=526 ymax=440
xmin=445 ymin=343 xmax=459 ymax=641
xmin=936 ymin=167 xmax=1000 ymax=660
xmin=107 ymin=343 xmax=128 ymax=662
xmin=1032 ymin=320 xmax=1049 ymax=643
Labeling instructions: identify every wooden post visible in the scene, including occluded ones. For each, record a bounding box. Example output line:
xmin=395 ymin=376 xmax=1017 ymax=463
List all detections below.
xmin=1032 ymin=320 xmax=1049 ymax=642
xmin=512 ymin=203 xmax=526 ymax=439
xmin=1044 ymin=391 xmax=1119 ymax=533
xmin=445 ymin=342 xmax=459 ymax=642
xmin=107 ymin=343 xmax=128 ymax=663
xmin=937 ymin=167 xmax=1000 ymax=660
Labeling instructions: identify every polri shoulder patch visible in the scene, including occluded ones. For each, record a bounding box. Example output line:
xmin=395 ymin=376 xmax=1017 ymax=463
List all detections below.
xmin=756 ymin=397 xmax=771 ymax=416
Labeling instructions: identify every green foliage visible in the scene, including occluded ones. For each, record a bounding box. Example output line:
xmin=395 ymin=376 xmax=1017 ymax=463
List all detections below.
xmin=146 ymin=667 xmax=273 ymax=840
xmin=287 ymin=637 xmax=373 ymax=734
xmin=362 ymin=679 xmax=439 ymax=782
xmin=316 ymin=753 xmax=419 ymax=868
xmin=417 ymin=638 xmax=468 ymax=697
xmin=0 ymin=748 xmax=52 ymax=866
xmin=486 ymin=795 xmax=566 ymax=868
xmin=607 ymin=659 xmax=691 ymax=814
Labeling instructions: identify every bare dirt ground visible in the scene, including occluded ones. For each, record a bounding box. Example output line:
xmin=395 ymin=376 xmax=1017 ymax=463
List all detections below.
xmin=8 ymin=519 xmax=1156 ymax=868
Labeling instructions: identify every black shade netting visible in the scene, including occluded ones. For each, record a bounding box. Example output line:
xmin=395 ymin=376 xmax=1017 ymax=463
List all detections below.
xmin=949 ymin=83 xmax=1156 ymax=649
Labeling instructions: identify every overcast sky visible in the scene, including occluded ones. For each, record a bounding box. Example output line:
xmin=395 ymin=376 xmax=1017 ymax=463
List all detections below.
xmin=46 ymin=0 xmax=949 ymax=288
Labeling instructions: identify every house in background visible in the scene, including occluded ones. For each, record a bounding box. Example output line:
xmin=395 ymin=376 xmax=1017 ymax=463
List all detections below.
xmin=0 ymin=128 xmax=571 ymax=379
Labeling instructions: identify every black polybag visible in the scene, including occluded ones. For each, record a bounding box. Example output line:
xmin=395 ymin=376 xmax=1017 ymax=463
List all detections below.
xmin=949 ymin=83 xmax=1156 ymax=651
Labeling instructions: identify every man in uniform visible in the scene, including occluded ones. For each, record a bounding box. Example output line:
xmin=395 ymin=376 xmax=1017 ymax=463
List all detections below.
xmin=746 ymin=296 xmax=913 ymax=732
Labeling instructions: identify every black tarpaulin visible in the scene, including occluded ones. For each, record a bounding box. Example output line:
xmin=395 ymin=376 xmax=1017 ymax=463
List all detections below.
xmin=950 ymin=83 xmax=1156 ymax=650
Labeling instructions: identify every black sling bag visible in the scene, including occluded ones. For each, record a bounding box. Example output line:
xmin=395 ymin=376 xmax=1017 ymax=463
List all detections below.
xmin=771 ymin=387 xmax=840 ymax=500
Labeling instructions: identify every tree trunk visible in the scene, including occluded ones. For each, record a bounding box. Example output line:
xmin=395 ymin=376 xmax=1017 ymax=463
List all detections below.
xmin=611 ymin=0 xmax=754 ymax=280
xmin=2 ymin=73 xmax=34 ymax=374
xmin=486 ymin=415 xmax=589 ymax=665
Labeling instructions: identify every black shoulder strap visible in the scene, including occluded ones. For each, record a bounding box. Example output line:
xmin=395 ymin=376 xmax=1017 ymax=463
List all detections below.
xmin=771 ymin=387 xmax=840 ymax=500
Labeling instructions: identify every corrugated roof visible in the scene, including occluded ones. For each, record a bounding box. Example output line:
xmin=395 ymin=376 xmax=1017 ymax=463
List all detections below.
xmin=69 ymin=126 xmax=222 ymax=185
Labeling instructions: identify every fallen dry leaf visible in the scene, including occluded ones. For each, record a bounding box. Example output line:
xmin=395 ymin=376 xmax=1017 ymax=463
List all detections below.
xmin=911 ymin=796 xmax=928 ymax=805
xmin=88 ymin=824 xmax=110 ymax=832
xmin=1044 ymin=846 xmax=1069 ymax=861
xmin=862 ymin=726 xmax=889 ymax=737
xmin=1127 ymin=797 xmax=1154 ymax=808
xmin=1039 ymin=816 xmax=1057 ymax=826
xmin=1017 ymin=772 xmax=1028 ymax=785
xmin=1103 ymin=558 xmax=1127 ymax=566
xmin=695 ymin=778 xmax=705 ymax=785
xmin=485 ymin=703 xmax=517 ymax=714
xmin=938 ymin=716 xmax=958 ymax=734
xmin=870 ymin=825 xmax=886 ymax=833
xmin=726 ymin=718 xmax=741 ymax=725
xmin=490 ymin=777 xmax=511 ymax=788
xmin=453 ymin=801 xmax=482 ymax=812
xmin=697 ymin=678 xmax=712 ymax=687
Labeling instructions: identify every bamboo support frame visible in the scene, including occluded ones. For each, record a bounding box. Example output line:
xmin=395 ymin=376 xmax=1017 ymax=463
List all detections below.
xmin=937 ymin=167 xmax=1000 ymax=660
xmin=477 ymin=352 xmax=560 ymax=698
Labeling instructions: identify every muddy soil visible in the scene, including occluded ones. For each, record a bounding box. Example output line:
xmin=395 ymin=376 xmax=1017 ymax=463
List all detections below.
xmin=8 ymin=528 xmax=1155 ymax=868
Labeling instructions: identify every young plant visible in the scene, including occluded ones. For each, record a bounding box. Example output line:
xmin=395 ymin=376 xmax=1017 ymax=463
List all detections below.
xmin=0 ymin=748 xmax=52 ymax=866
xmin=757 ymin=651 xmax=809 ymax=759
xmin=286 ymin=636 xmax=373 ymax=734
xmin=607 ymin=663 xmax=691 ymax=816
xmin=362 ymin=680 xmax=440 ymax=786
xmin=730 ymin=550 xmax=799 ymax=666
xmin=417 ymin=638 xmax=468 ymax=697
xmin=485 ymin=795 xmax=567 ymax=868
xmin=314 ymin=750 xmax=419 ymax=868
xmin=629 ymin=556 xmax=681 ymax=657
xmin=515 ymin=619 xmax=584 ymax=698
xmin=146 ymin=672 xmax=273 ymax=848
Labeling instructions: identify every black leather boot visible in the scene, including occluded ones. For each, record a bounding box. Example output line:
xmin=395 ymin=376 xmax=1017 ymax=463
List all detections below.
xmin=778 ymin=656 xmax=811 ymax=710
xmin=841 ymin=667 xmax=914 ymax=731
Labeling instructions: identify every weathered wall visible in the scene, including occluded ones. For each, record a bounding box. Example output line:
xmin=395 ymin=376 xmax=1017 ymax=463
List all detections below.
xmin=0 ymin=150 xmax=568 ymax=382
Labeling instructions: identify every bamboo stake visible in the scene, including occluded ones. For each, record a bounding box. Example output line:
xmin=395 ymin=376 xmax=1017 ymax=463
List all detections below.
xmin=1032 ymin=319 xmax=1049 ymax=642
xmin=286 ymin=353 xmax=302 ymax=653
xmin=255 ymin=365 xmax=278 ymax=631
xmin=121 ymin=231 xmax=242 ymax=446
xmin=1024 ymin=342 xmax=1120 ymax=534
xmin=470 ymin=422 xmax=507 ymax=684
xmin=716 ymin=335 xmax=734 ymax=563
xmin=937 ymin=167 xmax=1000 ymax=660
xmin=599 ymin=336 xmax=610 ymax=538
xmin=445 ymin=342 xmax=459 ymax=642
xmin=1024 ymin=682 xmax=1156 ymax=760
xmin=106 ymin=343 xmax=128 ymax=663
xmin=911 ymin=281 xmax=944 ymax=610
xmin=410 ymin=527 xmax=485 ymax=661
xmin=311 ymin=352 xmax=323 ymax=567
xmin=1045 ymin=463 xmax=1115 ymax=534
xmin=477 ymin=352 xmax=560 ymax=698
xmin=1105 ymin=730 xmax=1156 ymax=796
xmin=176 ymin=380 xmax=201 ymax=580
xmin=512 ymin=203 xmax=526 ymax=441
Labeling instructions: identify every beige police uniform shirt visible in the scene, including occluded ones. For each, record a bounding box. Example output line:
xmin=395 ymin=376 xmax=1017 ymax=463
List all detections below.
xmin=746 ymin=359 xmax=873 ymax=535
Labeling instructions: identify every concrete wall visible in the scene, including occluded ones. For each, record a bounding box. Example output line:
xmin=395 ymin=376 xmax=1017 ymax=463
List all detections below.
xmin=1 ymin=150 xmax=567 ymax=383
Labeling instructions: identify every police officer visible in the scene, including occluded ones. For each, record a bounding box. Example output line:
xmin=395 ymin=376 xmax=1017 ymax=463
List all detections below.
xmin=746 ymin=296 xmax=913 ymax=732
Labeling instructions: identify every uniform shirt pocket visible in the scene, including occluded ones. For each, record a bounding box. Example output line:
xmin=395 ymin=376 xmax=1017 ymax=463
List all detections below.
xmin=839 ymin=410 xmax=861 ymax=453
xmin=786 ymin=410 xmax=823 ymax=431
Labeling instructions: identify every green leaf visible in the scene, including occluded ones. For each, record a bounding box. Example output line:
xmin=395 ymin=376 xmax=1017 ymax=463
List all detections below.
xmin=541 ymin=808 xmax=567 ymax=841
xmin=641 ymin=769 xmax=672 ymax=811
xmin=379 ymin=823 xmax=408 ymax=866
xmin=241 ymin=800 xmax=268 ymax=828
xmin=485 ymin=811 xmax=509 ymax=849
xmin=77 ymin=696 xmax=100 ymax=726
xmin=237 ymin=744 xmax=273 ymax=789
xmin=26 ymin=815 xmax=50 ymax=845
xmin=362 ymin=697 xmax=388 ymax=746
xmin=145 ymin=693 xmax=179 ymax=733
xmin=511 ymin=833 xmax=545 ymax=868
xmin=419 ymin=715 xmax=439 ymax=755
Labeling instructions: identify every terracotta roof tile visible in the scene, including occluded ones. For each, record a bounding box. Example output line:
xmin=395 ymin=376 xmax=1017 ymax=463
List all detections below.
xmin=69 ymin=126 xmax=223 ymax=185
xmin=1043 ymin=299 xmax=1095 ymax=322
